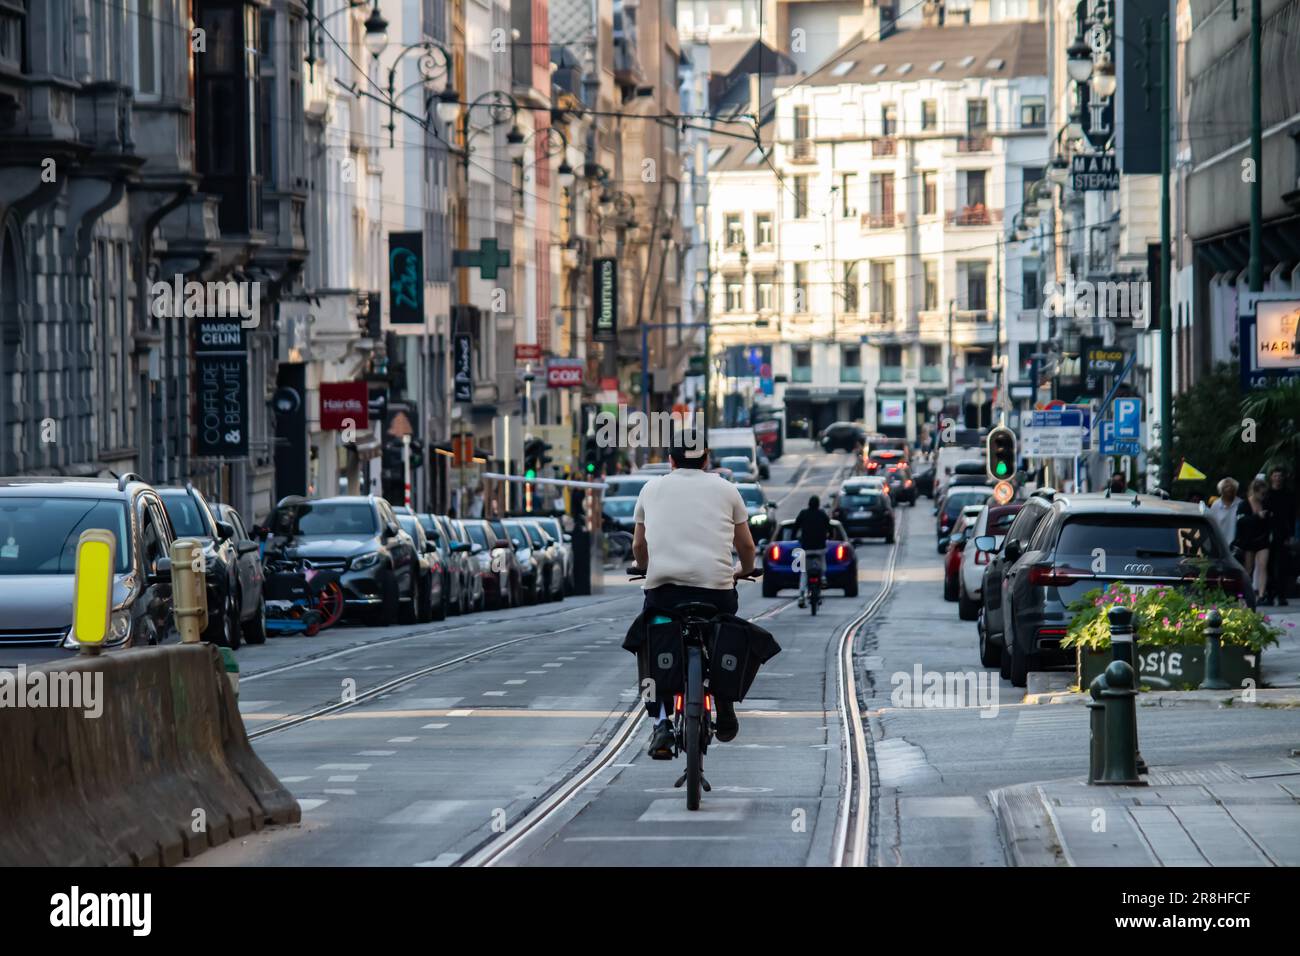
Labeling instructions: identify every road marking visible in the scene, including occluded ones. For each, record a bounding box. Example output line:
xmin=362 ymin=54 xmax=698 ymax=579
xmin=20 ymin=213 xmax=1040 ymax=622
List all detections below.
xmin=504 ymin=679 xmax=527 ymax=685
xmin=279 ymin=776 xmax=311 ymax=783
xmin=248 ymin=708 xmax=831 ymax=722
xmin=447 ymin=709 xmax=474 ymax=716
xmin=564 ymin=836 xmax=744 ymax=843
xmin=315 ymin=763 xmax=371 ymax=771
xmin=387 ymin=736 xmax=418 ymax=743
xmin=328 ymin=774 xmax=358 ymax=782
xmin=422 ymin=723 xmax=450 ymax=729
xmin=543 ymin=662 xmax=563 ymax=667
xmin=414 ymin=853 xmax=463 ymax=867
xmin=638 ymin=798 xmax=753 ymax=822
xmin=298 ymin=799 xmax=328 ymax=812
xmin=483 ymin=691 xmax=507 ymax=697
xmin=383 ymin=800 xmax=478 ymax=825
xmin=323 ymin=789 xmax=356 ymax=796
xmin=526 ymin=670 xmax=547 ymax=674
xmin=357 ymin=750 xmax=396 ymax=756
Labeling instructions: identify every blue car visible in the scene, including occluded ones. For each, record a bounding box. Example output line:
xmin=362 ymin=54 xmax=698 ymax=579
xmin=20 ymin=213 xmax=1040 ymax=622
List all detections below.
xmin=761 ymin=518 xmax=859 ymax=598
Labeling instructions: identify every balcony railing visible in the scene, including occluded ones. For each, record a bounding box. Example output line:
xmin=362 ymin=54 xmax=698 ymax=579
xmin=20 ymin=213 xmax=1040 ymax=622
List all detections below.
xmin=920 ymin=366 xmax=944 ymax=382
xmin=787 ymin=139 xmax=816 ymax=164
xmin=841 ymin=366 xmax=862 ymax=383
xmin=956 ymin=134 xmax=992 ymax=152
xmin=954 ymin=308 xmax=990 ymax=321
xmin=963 ymin=365 xmax=994 ymax=381
xmin=879 ymin=366 xmax=903 ymax=383
xmin=947 ymin=205 xmax=1001 ymax=226
xmin=872 ymin=137 xmax=897 ymax=157
xmin=860 ymin=211 xmax=904 ymax=231
xmin=867 ymin=311 xmax=896 ymax=325
xmin=792 ymin=366 xmax=813 ymax=383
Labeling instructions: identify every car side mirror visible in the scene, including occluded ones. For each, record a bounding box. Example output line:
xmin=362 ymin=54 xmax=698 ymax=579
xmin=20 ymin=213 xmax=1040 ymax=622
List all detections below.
xmin=150 ymin=555 xmax=172 ymax=584
xmin=237 ymin=540 xmax=260 ymax=555
xmin=215 ymin=520 xmax=235 ymax=541
xmin=562 ymin=533 xmax=572 ymax=543
xmin=453 ymin=542 xmax=472 ymax=553
xmin=973 ymin=535 xmax=997 ymax=552
xmin=1004 ymin=539 xmax=1023 ymax=562
xmin=931 ymin=506 xmax=939 ymax=515
xmin=937 ymin=536 xmax=950 ymax=551
xmin=471 ymin=542 xmax=484 ymax=554
xmin=424 ymin=541 xmax=438 ymax=554
xmin=383 ymin=523 xmax=399 ymax=539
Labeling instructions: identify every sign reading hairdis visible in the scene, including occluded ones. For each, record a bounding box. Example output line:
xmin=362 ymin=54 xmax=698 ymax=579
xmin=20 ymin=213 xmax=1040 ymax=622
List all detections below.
xmin=388 ymin=231 xmax=424 ymax=326
xmin=194 ymin=317 xmax=248 ymax=457
xmin=1254 ymin=301 xmax=1300 ymax=369
xmin=320 ymin=381 xmax=369 ymax=431
xmin=593 ymin=257 xmax=617 ymax=341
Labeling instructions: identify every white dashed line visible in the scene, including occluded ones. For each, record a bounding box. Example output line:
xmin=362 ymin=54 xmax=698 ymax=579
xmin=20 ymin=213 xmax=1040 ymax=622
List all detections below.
xmin=422 ymin=722 xmax=450 ymax=729
xmin=504 ymin=680 xmax=527 ymax=685
xmin=483 ymin=691 xmax=507 ymax=697
xmin=279 ymin=776 xmax=311 ymax=783
xmin=357 ymin=750 xmax=397 ymax=756
xmin=388 ymin=736 xmax=418 ymax=743
xmin=328 ymin=775 xmax=358 ymax=782
xmin=323 ymin=789 xmax=357 ymax=796
xmin=316 ymin=763 xmax=371 ymax=771
xmin=298 ymin=799 xmax=329 ymax=812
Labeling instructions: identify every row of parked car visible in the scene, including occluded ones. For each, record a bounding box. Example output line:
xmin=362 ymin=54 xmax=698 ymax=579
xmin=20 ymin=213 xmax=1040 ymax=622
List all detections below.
xmin=936 ymin=469 xmax=1255 ymax=687
xmin=0 ymin=475 xmax=575 ymax=655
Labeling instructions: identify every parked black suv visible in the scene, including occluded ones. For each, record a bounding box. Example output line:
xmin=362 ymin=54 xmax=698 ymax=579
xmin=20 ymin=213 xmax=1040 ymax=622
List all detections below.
xmin=0 ymin=476 xmax=176 ymax=655
xmin=159 ymin=485 xmax=266 ymax=648
xmin=819 ymin=421 xmax=866 ymax=453
xmin=261 ymin=496 xmax=419 ymax=626
xmin=982 ymin=493 xmax=1253 ymax=687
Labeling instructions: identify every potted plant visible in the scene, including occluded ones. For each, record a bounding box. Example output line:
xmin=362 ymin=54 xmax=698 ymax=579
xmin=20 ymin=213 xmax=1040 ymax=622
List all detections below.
xmin=1065 ymin=581 xmax=1282 ymax=690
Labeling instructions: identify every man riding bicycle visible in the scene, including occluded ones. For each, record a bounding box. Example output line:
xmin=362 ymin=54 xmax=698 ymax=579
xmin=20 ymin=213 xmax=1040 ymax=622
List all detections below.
xmin=632 ymin=431 xmax=757 ymax=759
xmin=792 ymin=495 xmax=831 ymax=608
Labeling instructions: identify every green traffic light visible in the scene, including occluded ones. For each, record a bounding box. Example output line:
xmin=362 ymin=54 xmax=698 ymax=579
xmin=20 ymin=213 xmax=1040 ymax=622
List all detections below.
xmin=525 ymin=468 xmax=537 ymax=480
xmin=995 ymin=462 xmax=1008 ymax=476
xmin=586 ymin=463 xmax=595 ymax=473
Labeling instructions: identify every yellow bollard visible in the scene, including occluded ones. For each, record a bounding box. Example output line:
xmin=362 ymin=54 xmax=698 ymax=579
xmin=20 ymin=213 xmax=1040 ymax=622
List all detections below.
xmin=72 ymin=529 xmax=117 ymax=655
xmin=170 ymin=538 xmax=208 ymax=643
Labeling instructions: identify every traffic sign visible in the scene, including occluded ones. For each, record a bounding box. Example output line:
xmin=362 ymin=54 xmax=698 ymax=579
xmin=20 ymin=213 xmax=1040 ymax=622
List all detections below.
xmin=992 ymin=480 xmax=1015 ymax=504
xmin=1114 ymin=397 xmax=1142 ymax=440
xmin=1021 ymin=426 xmax=1084 ymax=458
xmin=1099 ymin=420 xmax=1141 ymax=457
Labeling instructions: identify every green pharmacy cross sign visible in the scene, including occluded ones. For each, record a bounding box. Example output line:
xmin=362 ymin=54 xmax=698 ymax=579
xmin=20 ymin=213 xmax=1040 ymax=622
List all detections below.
xmin=453 ymin=238 xmax=511 ymax=280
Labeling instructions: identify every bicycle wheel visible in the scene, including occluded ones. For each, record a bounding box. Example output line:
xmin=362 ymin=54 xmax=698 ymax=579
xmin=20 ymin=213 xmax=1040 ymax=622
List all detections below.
xmin=685 ymin=646 xmax=704 ymax=811
xmin=810 ymin=582 xmax=820 ymax=616
xmin=316 ymin=582 xmax=345 ymax=629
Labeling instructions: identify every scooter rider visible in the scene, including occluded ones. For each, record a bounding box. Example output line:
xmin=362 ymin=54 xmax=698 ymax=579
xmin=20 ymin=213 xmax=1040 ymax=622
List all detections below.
xmin=792 ymin=495 xmax=831 ymax=608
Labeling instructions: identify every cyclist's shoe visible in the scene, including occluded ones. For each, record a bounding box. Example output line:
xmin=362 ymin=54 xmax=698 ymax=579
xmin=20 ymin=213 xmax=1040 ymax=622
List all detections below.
xmin=715 ymin=699 xmax=739 ymax=742
xmin=798 ymin=591 xmax=806 ymax=608
xmin=647 ymin=719 xmax=675 ymax=759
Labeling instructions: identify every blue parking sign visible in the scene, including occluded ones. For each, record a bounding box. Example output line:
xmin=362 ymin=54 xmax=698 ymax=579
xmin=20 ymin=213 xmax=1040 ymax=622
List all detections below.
xmin=1115 ymin=398 xmax=1141 ymax=440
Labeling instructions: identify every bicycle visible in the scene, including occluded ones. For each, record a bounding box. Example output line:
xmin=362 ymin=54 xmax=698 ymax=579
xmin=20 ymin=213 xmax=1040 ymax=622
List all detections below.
xmin=627 ymin=566 xmax=762 ymax=811
xmin=800 ymin=550 xmax=825 ymax=616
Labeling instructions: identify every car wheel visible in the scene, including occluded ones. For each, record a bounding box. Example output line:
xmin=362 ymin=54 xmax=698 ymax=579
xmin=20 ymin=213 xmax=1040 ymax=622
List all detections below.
xmin=431 ymin=582 xmax=447 ymax=621
xmin=378 ymin=574 xmax=401 ymax=626
xmin=762 ymin=575 xmax=778 ymax=598
xmin=844 ymin=574 xmax=859 ymax=598
xmin=417 ymin=576 xmax=435 ymax=623
xmin=943 ymin=570 xmax=958 ymax=602
xmin=1009 ymin=641 xmax=1030 ymax=688
xmin=978 ymin=618 xmax=1001 ymax=668
xmin=223 ymin=591 xmax=242 ymax=650
xmin=885 ymin=530 xmax=895 ymax=544
xmin=243 ymin=595 xmax=267 ymax=645
xmin=399 ymin=573 xmax=418 ymax=624
xmin=958 ymin=585 xmax=981 ymax=621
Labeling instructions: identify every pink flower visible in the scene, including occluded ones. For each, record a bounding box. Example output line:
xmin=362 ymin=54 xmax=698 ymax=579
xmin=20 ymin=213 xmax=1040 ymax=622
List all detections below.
xmin=1162 ymin=617 xmax=1171 ymax=626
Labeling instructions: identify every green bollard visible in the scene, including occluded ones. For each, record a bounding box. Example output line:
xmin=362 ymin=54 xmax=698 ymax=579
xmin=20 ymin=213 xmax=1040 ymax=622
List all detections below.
xmin=1108 ymin=604 xmax=1147 ymax=774
xmin=1087 ymin=676 xmax=1107 ymax=785
xmin=1199 ymin=607 xmax=1231 ymax=690
xmin=1097 ymin=660 xmax=1146 ymax=786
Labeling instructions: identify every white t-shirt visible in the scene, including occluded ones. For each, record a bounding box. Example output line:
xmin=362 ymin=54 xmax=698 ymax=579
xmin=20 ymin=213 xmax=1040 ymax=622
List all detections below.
xmin=634 ymin=468 xmax=749 ymax=590
xmin=1209 ymin=496 xmax=1242 ymax=545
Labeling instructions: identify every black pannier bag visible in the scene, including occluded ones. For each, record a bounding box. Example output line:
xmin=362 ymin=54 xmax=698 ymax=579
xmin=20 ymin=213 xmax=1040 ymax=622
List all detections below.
xmin=623 ymin=611 xmax=687 ymax=699
xmin=706 ymin=614 xmax=781 ymax=702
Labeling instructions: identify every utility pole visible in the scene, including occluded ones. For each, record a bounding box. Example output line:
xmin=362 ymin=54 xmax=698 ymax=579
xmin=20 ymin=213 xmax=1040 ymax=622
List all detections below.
xmin=947 ymin=298 xmax=955 ymax=397
xmin=1248 ymin=0 xmax=1263 ymax=292
xmin=1158 ymin=12 xmax=1173 ymax=491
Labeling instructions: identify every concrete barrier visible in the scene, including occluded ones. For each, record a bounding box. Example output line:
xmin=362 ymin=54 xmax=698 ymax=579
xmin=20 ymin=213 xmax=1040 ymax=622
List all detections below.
xmin=0 ymin=644 xmax=299 ymax=866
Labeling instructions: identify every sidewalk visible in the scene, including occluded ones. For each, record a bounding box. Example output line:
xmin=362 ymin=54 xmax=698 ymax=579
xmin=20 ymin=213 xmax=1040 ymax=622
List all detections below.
xmin=991 ymin=757 xmax=1300 ymax=866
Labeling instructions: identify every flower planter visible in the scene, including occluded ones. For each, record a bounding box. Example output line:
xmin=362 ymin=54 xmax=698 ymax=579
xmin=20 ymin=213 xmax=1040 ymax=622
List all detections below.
xmin=1077 ymin=643 xmax=1261 ymax=691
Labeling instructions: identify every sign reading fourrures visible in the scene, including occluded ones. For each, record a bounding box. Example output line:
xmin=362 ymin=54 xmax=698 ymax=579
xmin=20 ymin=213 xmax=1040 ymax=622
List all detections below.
xmin=194 ymin=317 xmax=248 ymax=458
xmin=593 ymin=257 xmax=617 ymax=342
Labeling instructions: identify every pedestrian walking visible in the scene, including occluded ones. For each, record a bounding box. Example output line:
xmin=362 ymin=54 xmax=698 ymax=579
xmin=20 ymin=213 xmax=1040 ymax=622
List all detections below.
xmin=1262 ymin=467 xmax=1296 ymax=605
xmin=1208 ymin=477 xmax=1248 ymax=555
xmin=1238 ymin=479 xmax=1272 ymax=600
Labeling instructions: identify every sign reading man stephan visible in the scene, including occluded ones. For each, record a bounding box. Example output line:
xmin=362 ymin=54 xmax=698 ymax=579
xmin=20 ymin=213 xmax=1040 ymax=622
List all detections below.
xmin=320 ymin=381 xmax=370 ymax=431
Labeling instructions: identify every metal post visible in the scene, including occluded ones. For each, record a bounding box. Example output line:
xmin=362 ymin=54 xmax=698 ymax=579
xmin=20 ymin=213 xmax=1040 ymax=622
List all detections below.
xmin=1249 ymin=0 xmax=1263 ymax=292
xmin=1158 ymin=13 xmax=1173 ymax=491
xmin=402 ymin=433 xmax=412 ymax=509
xmin=641 ymin=321 xmax=649 ymax=421
xmin=1097 ymin=660 xmax=1146 ymax=785
xmin=1108 ymin=604 xmax=1147 ymax=774
xmin=947 ymin=298 xmax=955 ymax=396
xmin=1200 ymin=607 xmax=1231 ymax=690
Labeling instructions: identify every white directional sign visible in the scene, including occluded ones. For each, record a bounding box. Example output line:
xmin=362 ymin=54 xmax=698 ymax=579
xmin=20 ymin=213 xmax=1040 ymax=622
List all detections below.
xmin=1020 ymin=426 xmax=1084 ymax=458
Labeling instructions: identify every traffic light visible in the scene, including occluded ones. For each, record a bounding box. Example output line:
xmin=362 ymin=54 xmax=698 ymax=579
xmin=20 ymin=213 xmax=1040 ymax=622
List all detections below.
xmin=523 ymin=436 xmax=545 ymax=480
xmin=986 ymin=425 xmax=1017 ymax=481
xmin=582 ymin=435 xmax=599 ymax=475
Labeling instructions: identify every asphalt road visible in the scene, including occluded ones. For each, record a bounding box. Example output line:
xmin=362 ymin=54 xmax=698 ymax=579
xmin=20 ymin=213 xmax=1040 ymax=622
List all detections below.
xmin=192 ymin=448 xmax=1300 ymax=867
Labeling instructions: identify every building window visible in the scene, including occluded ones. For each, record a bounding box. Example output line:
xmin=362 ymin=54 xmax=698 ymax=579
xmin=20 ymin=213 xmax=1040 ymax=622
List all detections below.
xmin=961 ymin=261 xmax=989 ymax=312
xmin=1022 ymin=258 xmax=1042 ymax=311
xmin=923 ymin=259 xmax=938 ymax=311
xmin=840 ymin=172 xmax=857 ymax=217
xmin=963 ymin=169 xmax=987 ymax=208
xmin=793 ymin=345 xmax=812 ymax=383
xmin=921 ymin=99 xmax=937 ymax=131
xmin=841 ymin=346 xmax=862 ymax=383
xmin=1022 ymin=167 xmax=1044 ymax=205
xmin=792 ymin=262 xmax=808 ymax=312
xmin=725 ymin=213 xmax=744 ymax=248
xmin=843 ymin=261 xmax=860 ymax=313
xmin=755 ymin=212 xmax=773 ymax=247
xmin=966 ymin=98 xmax=988 ymax=134
xmin=921 ymin=171 xmax=937 ymax=216
xmin=869 ymin=172 xmax=895 ymax=225
xmin=726 ymin=281 xmax=744 ymax=312
xmin=792 ymin=176 xmax=809 ymax=218
xmin=793 ymin=104 xmax=811 ymax=140
xmin=881 ymin=344 xmax=903 ymax=381
xmin=134 ymin=0 xmax=161 ymax=99
xmin=756 ymin=279 xmax=775 ymax=311
xmin=923 ymin=344 xmax=942 ymax=367
xmin=881 ymin=103 xmax=897 ymax=136
xmin=1020 ymin=95 xmax=1045 ymax=128
xmin=870 ymin=260 xmax=895 ymax=317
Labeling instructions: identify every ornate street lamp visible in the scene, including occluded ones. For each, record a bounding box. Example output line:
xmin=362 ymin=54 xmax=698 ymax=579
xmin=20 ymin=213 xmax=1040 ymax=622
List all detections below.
xmin=363 ymin=2 xmax=389 ymax=58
